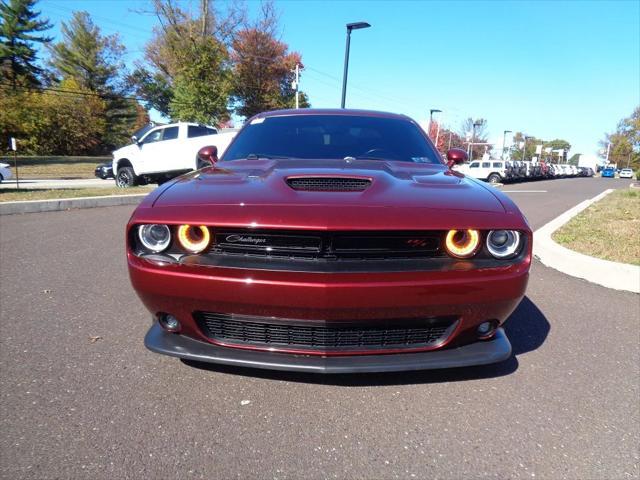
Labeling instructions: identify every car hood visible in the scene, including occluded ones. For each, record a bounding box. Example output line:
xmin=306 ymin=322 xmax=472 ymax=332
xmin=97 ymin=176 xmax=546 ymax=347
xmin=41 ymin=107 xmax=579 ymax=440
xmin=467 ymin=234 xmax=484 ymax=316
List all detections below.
xmin=112 ymin=144 xmax=136 ymax=158
xmin=152 ymin=158 xmax=505 ymax=213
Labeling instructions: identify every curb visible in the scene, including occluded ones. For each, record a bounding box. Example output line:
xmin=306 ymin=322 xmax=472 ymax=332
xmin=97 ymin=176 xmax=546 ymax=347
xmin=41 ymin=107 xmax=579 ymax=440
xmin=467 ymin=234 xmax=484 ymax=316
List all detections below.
xmin=0 ymin=194 xmax=147 ymax=215
xmin=533 ymin=189 xmax=640 ymax=293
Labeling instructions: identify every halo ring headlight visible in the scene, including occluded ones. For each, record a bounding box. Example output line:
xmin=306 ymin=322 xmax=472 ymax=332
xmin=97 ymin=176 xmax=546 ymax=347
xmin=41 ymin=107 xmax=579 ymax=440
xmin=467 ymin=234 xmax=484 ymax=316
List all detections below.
xmin=444 ymin=229 xmax=480 ymax=258
xmin=138 ymin=224 xmax=171 ymax=253
xmin=177 ymin=225 xmax=210 ymax=253
xmin=486 ymin=230 xmax=521 ymax=258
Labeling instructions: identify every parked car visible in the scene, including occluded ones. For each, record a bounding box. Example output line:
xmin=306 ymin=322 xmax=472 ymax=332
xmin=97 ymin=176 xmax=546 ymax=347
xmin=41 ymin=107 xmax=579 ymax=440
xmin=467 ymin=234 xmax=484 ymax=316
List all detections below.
xmin=129 ymin=109 xmax=532 ymax=373
xmin=619 ymin=168 xmax=634 ymax=179
xmin=601 ymin=167 xmax=616 ymax=178
xmin=454 ymin=159 xmax=508 ymax=184
xmin=94 ymin=162 xmax=114 ymax=180
xmin=112 ymin=122 xmax=237 ymax=187
xmin=0 ymin=162 xmax=12 ymax=183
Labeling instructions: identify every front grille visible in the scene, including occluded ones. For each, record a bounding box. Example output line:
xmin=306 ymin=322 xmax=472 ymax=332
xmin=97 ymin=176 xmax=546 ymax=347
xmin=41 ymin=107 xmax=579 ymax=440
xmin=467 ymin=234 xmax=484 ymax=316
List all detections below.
xmin=286 ymin=177 xmax=371 ymax=192
xmin=194 ymin=312 xmax=456 ymax=353
xmin=210 ymin=230 xmax=443 ymax=260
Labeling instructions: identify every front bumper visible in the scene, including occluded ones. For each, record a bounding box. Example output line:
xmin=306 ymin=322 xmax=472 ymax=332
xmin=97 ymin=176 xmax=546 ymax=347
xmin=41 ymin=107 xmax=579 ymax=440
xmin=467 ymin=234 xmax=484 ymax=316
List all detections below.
xmin=145 ymin=322 xmax=512 ymax=373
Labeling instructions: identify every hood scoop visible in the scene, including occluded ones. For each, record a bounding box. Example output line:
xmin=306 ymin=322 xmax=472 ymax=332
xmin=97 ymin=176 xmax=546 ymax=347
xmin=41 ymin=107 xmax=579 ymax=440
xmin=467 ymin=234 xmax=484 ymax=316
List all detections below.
xmin=285 ymin=176 xmax=372 ymax=192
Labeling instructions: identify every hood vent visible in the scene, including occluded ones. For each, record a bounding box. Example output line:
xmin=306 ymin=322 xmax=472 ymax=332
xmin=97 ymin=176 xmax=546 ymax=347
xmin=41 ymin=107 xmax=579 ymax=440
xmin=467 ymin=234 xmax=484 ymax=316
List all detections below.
xmin=286 ymin=176 xmax=371 ymax=192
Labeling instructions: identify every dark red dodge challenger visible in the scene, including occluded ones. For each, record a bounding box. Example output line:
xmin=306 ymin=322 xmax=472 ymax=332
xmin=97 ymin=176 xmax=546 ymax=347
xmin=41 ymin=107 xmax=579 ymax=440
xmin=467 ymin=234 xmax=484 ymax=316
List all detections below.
xmin=127 ymin=109 xmax=531 ymax=373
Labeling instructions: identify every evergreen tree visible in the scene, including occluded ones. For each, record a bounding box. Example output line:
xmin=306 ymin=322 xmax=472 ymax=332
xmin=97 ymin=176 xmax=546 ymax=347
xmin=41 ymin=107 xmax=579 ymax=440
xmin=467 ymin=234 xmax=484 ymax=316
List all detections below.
xmin=48 ymin=11 xmax=142 ymax=150
xmin=0 ymin=0 xmax=52 ymax=88
xmin=48 ymin=11 xmax=124 ymax=92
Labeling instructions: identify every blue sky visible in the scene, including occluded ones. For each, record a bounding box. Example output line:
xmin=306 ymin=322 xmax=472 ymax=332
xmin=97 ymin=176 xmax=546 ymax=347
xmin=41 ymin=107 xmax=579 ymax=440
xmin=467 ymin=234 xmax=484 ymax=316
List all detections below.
xmin=40 ymin=0 xmax=639 ymax=156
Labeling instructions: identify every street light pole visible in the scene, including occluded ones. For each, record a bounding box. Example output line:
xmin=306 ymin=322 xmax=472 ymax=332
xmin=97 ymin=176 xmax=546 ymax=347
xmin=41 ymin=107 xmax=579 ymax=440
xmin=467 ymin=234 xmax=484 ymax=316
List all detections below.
xmin=502 ymin=130 xmax=512 ymax=160
xmin=341 ymin=22 xmax=370 ymax=109
xmin=428 ymin=108 xmax=441 ymax=140
xmin=521 ymin=136 xmax=529 ymax=162
xmin=469 ymin=120 xmax=482 ymax=161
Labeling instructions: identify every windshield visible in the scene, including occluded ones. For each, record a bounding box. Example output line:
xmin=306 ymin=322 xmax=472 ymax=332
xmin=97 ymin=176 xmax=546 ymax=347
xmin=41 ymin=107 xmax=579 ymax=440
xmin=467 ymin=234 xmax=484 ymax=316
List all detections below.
xmin=131 ymin=123 xmax=161 ymax=143
xmin=221 ymin=114 xmax=441 ymax=164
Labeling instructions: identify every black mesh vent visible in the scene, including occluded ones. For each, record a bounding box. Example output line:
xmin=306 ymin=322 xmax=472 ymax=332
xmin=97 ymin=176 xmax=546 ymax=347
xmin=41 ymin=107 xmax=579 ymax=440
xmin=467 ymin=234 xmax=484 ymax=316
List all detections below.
xmin=286 ymin=177 xmax=371 ymax=192
xmin=194 ymin=312 xmax=456 ymax=352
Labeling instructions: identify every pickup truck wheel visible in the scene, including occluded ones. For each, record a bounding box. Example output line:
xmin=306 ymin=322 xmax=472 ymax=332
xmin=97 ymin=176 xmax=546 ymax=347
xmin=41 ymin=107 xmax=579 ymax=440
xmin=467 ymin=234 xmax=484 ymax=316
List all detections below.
xmin=116 ymin=167 xmax=137 ymax=188
xmin=487 ymin=173 xmax=501 ymax=184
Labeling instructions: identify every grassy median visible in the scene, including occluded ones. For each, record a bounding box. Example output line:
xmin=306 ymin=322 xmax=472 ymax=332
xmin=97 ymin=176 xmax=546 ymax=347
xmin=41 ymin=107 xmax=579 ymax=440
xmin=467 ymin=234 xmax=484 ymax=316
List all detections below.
xmin=553 ymin=188 xmax=640 ymax=265
xmin=0 ymin=156 xmax=109 ymax=179
xmin=0 ymin=187 xmax=152 ymax=202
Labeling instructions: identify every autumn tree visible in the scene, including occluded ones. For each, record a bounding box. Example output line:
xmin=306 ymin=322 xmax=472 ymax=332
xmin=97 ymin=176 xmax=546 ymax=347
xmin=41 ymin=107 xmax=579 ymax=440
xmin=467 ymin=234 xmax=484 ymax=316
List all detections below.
xmin=231 ymin=1 xmax=309 ymax=119
xmin=0 ymin=0 xmax=51 ymax=88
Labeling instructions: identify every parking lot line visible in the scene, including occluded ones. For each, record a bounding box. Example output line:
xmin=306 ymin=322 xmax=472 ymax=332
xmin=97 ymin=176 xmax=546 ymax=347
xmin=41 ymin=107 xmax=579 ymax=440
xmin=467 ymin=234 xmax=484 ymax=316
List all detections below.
xmin=502 ymin=190 xmax=548 ymax=193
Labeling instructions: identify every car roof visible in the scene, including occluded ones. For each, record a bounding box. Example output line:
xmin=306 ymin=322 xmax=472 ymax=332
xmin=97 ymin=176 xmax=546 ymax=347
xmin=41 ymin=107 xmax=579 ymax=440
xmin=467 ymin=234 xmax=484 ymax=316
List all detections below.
xmin=250 ymin=108 xmax=413 ymax=122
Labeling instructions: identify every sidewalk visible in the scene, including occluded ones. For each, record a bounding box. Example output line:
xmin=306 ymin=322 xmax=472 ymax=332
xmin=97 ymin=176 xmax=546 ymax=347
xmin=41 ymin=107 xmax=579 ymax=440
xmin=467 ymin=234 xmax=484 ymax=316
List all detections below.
xmin=0 ymin=178 xmax=114 ymax=189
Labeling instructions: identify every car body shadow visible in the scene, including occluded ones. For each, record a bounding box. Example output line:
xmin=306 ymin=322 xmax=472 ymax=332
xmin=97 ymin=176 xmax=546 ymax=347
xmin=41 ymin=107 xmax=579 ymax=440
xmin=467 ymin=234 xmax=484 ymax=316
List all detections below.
xmin=182 ymin=296 xmax=549 ymax=386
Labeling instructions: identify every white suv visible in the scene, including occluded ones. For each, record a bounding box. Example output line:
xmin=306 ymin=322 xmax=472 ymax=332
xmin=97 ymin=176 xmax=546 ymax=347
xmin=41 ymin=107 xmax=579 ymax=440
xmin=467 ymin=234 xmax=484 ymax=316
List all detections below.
xmin=620 ymin=168 xmax=634 ymax=179
xmin=455 ymin=160 xmax=507 ymax=185
xmin=112 ymin=122 xmax=237 ymax=187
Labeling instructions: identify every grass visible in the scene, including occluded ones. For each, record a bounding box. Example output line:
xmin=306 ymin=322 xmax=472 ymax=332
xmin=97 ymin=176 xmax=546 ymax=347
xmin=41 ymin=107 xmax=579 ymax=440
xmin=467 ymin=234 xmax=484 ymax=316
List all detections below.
xmin=0 ymin=186 xmax=152 ymax=202
xmin=553 ymin=188 xmax=640 ymax=265
xmin=0 ymin=156 xmax=110 ymax=179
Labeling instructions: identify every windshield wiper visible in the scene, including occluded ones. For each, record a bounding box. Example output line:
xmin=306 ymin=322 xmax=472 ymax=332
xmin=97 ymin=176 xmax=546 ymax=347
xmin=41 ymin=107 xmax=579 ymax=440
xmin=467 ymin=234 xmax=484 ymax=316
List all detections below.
xmin=246 ymin=153 xmax=291 ymax=160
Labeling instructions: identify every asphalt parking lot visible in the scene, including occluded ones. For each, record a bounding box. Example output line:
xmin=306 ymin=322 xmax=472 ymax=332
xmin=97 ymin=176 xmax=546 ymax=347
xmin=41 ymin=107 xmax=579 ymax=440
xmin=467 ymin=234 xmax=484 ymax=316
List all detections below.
xmin=0 ymin=177 xmax=638 ymax=479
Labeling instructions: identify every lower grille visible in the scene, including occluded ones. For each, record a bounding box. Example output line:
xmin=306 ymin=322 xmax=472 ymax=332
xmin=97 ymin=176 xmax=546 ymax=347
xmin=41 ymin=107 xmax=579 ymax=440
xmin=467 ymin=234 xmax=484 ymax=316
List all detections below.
xmin=194 ymin=312 xmax=457 ymax=353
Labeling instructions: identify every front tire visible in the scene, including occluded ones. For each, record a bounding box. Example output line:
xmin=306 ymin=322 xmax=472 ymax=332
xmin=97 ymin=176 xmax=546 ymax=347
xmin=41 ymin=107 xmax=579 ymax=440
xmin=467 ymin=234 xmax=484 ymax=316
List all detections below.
xmin=116 ymin=167 xmax=137 ymax=188
xmin=487 ymin=173 xmax=501 ymax=185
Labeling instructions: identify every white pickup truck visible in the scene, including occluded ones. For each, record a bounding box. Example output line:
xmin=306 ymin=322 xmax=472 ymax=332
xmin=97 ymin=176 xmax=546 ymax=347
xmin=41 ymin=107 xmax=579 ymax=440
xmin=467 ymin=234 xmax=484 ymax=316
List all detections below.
xmin=112 ymin=122 xmax=237 ymax=187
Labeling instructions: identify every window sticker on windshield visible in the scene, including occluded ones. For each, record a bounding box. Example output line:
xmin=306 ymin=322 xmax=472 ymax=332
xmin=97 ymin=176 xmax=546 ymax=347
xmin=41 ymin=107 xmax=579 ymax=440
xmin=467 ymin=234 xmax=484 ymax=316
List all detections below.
xmin=412 ymin=157 xmax=431 ymax=163
xmin=250 ymin=117 xmax=266 ymax=125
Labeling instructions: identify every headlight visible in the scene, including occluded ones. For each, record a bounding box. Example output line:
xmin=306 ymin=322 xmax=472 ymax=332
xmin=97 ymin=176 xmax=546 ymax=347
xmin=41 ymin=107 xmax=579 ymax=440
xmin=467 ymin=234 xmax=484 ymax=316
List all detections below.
xmin=486 ymin=230 xmax=521 ymax=258
xmin=177 ymin=225 xmax=210 ymax=253
xmin=138 ymin=224 xmax=171 ymax=253
xmin=444 ymin=229 xmax=480 ymax=258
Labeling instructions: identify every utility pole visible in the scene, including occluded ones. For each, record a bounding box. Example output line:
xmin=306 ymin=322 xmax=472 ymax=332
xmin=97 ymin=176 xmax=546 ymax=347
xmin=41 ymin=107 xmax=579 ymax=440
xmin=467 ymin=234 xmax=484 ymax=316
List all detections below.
xmin=448 ymin=131 xmax=453 ymax=151
xmin=605 ymin=142 xmax=611 ymax=164
xmin=521 ymin=136 xmax=528 ymax=162
xmin=292 ymin=63 xmax=300 ymax=109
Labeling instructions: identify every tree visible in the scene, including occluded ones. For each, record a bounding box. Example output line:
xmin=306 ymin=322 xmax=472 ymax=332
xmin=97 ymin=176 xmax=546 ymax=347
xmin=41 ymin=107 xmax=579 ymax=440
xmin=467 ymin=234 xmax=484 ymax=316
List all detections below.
xmin=0 ymin=0 xmax=51 ymax=88
xmin=130 ymin=0 xmax=245 ymax=124
xmin=600 ymin=106 xmax=640 ymax=170
xmin=48 ymin=11 xmax=142 ymax=150
xmin=426 ymin=122 xmax=463 ymax=153
xmin=0 ymin=78 xmax=108 ymax=155
xmin=230 ymin=1 xmax=309 ymax=119
xmin=169 ymin=37 xmax=231 ymax=124
xmin=458 ymin=118 xmax=489 ymax=160
xmin=48 ymin=11 xmax=124 ymax=92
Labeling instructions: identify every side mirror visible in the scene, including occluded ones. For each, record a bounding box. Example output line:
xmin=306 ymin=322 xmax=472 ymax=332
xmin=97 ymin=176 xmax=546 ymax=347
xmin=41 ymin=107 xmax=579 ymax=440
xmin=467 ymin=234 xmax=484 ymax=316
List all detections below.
xmin=197 ymin=145 xmax=218 ymax=168
xmin=131 ymin=135 xmax=140 ymax=145
xmin=446 ymin=148 xmax=468 ymax=168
